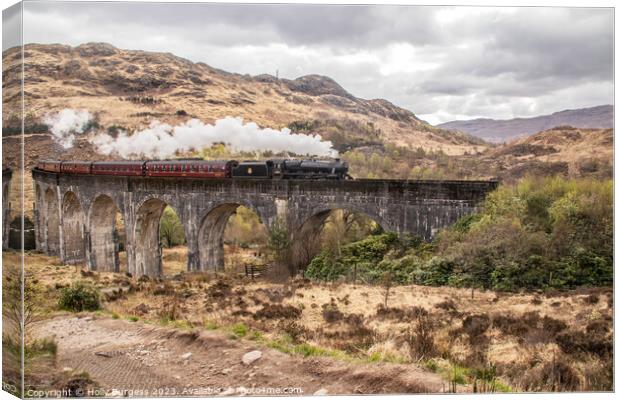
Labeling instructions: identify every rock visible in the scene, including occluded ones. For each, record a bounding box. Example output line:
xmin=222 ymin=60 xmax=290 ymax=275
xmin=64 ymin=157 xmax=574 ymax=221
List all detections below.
xmin=314 ymin=388 xmax=328 ymax=395
xmin=242 ymin=350 xmax=262 ymax=366
xmin=62 ymin=367 xmax=73 ymax=373
xmin=221 ymin=368 xmax=232 ymax=375
xmin=285 ymin=74 xmax=354 ymax=100
xmin=94 ymin=351 xmax=112 ymax=358
xmin=181 ymin=352 xmax=192 ymax=360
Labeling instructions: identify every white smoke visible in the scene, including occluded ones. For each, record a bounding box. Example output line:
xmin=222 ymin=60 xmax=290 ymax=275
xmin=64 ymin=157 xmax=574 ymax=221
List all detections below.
xmin=44 ymin=109 xmax=93 ymax=148
xmin=92 ymin=116 xmax=336 ymax=158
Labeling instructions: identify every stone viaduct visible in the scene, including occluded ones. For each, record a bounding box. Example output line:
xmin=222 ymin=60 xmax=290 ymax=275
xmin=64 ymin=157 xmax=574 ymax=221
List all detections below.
xmin=32 ymin=168 xmax=498 ymax=277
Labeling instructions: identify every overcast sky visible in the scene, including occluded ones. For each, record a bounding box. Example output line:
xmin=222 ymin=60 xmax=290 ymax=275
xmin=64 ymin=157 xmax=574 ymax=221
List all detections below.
xmin=5 ymin=1 xmax=615 ymax=124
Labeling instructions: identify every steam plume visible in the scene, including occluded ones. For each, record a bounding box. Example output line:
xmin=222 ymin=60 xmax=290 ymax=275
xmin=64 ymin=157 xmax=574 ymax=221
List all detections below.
xmin=92 ymin=117 xmax=336 ymax=158
xmin=44 ymin=109 xmax=93 ymax=148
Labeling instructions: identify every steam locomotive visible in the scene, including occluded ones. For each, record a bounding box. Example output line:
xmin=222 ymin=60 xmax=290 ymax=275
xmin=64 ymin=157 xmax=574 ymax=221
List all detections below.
xmin=35 ymin=159 xmax=352 ymax=180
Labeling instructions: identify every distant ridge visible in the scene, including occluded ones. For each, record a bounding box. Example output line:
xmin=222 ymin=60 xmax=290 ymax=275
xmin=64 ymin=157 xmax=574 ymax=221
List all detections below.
xmin=437 ymin=105 xmax=613 ymax=143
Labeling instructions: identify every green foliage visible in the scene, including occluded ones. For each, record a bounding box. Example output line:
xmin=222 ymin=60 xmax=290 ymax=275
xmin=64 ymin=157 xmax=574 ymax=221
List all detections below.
xmin=437 ymin=177 xmax=612 ymax=291
xmin=224 ymin=206 xmax=267 ymax=246
xmin=412 ymin=257 xmax=455 ymax=286
xmin=268 ymin=218 xmax=291 ymax=264
xmin=231 ymin=323 xmax=248 ymax=337
xmin=159 ymin=206 xmax=185 ymax=247
xmin=58 ymin=281 xmax=101 ymax=312
xmin=306 ymin=233 xmax=405 ymax=283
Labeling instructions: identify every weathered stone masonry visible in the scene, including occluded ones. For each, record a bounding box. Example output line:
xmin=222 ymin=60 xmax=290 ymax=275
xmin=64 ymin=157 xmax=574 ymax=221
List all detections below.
xmin=32 ymin=169 xmax=498 ymax=277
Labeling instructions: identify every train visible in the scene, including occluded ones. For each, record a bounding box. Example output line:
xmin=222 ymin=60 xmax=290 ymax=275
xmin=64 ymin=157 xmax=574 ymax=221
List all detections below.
xmin=35 ymin=158 xmax=352 ymax=180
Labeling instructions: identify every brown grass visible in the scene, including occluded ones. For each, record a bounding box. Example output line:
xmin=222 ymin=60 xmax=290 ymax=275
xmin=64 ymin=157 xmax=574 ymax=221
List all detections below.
xmin=18 ymin=250 xmax=614 ymax=393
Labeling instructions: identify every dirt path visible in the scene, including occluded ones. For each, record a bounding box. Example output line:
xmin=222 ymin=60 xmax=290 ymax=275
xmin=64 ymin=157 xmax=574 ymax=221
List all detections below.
xmin=35 ymin=315 xmax=447 ymax=396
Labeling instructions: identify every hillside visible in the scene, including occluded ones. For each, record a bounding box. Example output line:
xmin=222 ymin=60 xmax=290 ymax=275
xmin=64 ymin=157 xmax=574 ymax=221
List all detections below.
xmin=2 ymin=42 xmax=485 ymax=159
xmin=341 ymin=126 xmax=612 ymax=182
xmin=483 ymin=126 xmax=613 ymax=181
xmin=437 ymin=105 xmax=613 ymax=143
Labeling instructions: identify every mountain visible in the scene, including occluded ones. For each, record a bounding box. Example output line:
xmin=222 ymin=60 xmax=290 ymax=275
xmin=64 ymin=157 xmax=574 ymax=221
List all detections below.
xmin=2 ymin=42 xmax=485 ymax=160
xmin=437 ymin=105 xmax=613 ymax=143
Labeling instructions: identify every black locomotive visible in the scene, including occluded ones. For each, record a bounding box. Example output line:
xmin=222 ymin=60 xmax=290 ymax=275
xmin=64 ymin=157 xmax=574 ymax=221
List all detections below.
xmin=233 ymin=159 xmax=351 ymax=179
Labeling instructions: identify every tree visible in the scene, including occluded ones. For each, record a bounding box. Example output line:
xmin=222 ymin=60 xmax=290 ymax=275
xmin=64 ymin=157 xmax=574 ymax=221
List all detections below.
xmin=159 ymin=206 xmax=185 ymax=247
xmin=268 ymin=217 xmax=291 ymax=265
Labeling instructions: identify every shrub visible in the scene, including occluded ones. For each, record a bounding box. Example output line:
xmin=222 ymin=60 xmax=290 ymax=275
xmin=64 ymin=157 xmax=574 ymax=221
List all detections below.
xmin=583 ymin=293 xmax=599 ymax=305
xmin=435 ymin=299 xmax=458 ymax=312
xmin=321 ymin=300 xmax=343 ymax=323
xmin=520 ymin=354 xmax=580 ymax=392
xmin=435 ymin=177 xmax=612 ymax=291
xmin=585 ymin=319 xmax=609 ymax=335
xmin=375 ymin=304 xmax=428 ymax=321
xmin=462 ymin=314 xmax=491 ymax=338
xmin=58 ymin=281 xmax=100 ymax=312
xmin=405 ymin=314 xmax=437 ymax=361
xmin=541 ymin=316 xmax=567 ymax=336
xmin=254 ymin=304 xmax=301 ymax=320
xmin=414 ymin=257 xmax=454 ymax=286
xmin=492 ymin=314 xmax=529 ymax=338
xmin=306 ymin=233 xmax=399 ymax=282
xmin=555 ymin=331 xmax=612 ymax=358
xmin=279 ymin=320 xmax=307 ymax=343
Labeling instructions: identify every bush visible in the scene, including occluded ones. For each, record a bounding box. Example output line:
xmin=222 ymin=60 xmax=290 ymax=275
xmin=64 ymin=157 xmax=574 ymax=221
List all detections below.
xmin=435 ymin=177 xmax=612 ymax=291
xmin=58 ymin=281 xmax=101 ymax=312
xmin=462 ymin=314 xmax=491 ymax=338
xmin=405 ymin=314 xmax=437 ymax=361
xmin=520 ymin=355 xmax=581 ymax=392
xmin=413 ymin=256 xmax=454 ymax=286
xmin=555 ymin=331 xmax=612 ymax=358
xmin=321 ymin=300 xmax=343 ymax=323
xmin=306 ymin=233 xmax=401 ymax=282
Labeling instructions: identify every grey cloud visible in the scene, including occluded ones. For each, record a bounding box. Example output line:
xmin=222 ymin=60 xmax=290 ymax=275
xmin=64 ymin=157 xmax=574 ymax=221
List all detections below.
xmin=15 ymin=2 xmax=615 ymax=124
